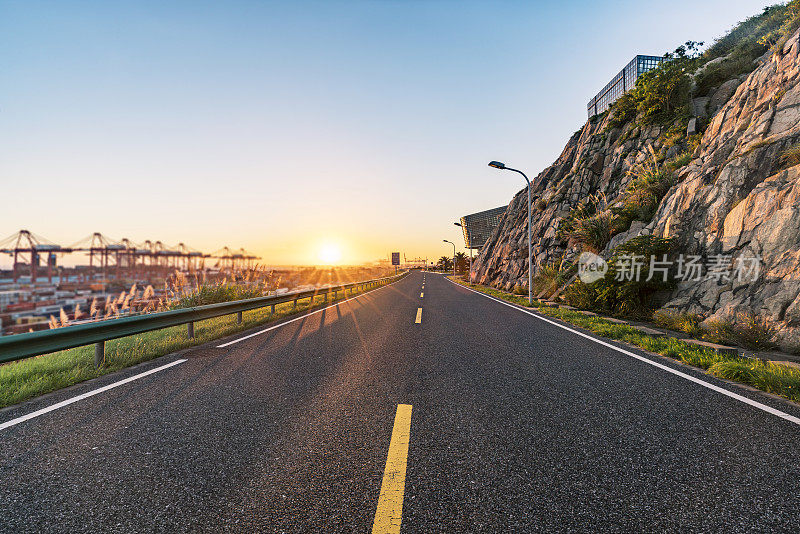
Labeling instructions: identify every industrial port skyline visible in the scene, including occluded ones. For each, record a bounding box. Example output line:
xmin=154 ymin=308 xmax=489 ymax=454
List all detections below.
xmin=0 ymin=227 xmax=399 ymax=337
xmin=0 ymin=229 xmax=402 ymax=273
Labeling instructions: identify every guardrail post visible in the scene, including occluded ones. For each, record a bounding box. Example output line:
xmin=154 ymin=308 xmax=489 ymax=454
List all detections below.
xmin=292 ymin=298 xmax=297 ymax=309
xmin=324 ymin=292 xmax=328 ymax=303
xmin=270 ymin=304 xmax=275 ymax=314
xmin=94 ymin=341 xmax=104 ymax=367
xmin=188 ymin=322 xmax=194 ymax=339
xmin=237 ymin=311 xmax=242 ymax=325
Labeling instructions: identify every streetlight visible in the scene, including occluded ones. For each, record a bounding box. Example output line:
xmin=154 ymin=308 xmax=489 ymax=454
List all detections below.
xmin=443 ymin=239 xmax=456 ymax=277
xmin=454 ymin=222 xmax=473 ymax=283
xmin=488 ymin=160 xmax=532 ymax=305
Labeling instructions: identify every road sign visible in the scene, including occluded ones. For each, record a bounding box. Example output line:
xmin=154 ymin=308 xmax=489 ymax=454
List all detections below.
xmin=391 ymin=252 xmax=400 ymax=266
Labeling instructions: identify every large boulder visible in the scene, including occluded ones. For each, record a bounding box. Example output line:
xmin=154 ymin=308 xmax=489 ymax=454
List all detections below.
xmin=692 ymin=97 xmax=710 ymax=120
xmin=708 ymin=78 xmax=742 ymax=115
xmin=603 ymin=221 xmax=647 ymax=256
xmin=686 ymin=117 xmax=698 ymax=136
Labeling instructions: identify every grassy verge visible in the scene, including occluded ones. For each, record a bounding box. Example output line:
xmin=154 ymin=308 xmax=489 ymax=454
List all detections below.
xmin=0 ymin=280 xmax=396 ymax=409
xmin=451 ymin=277 xmax=800 ymax=405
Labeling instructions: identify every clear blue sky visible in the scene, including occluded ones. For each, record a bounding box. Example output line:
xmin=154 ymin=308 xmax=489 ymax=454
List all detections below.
xmin=0 ymin=0 xmax=774 ymax=265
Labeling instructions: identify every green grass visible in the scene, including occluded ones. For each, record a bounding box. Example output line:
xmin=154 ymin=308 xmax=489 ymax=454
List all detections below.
xmin=570 ymin=213 xmax=613 ymax=253
xmin=0 ymin=280 xmax=395 ymax=408
xmin=666 ymin=151 xmax=693 ymax=170
xmin=452 ymin=278 xmax=800 ymax=405
xmin=169 ymin=282 xmax=265 ymax=309
xmin=709 ymin=360 xmax=800 ymax=399
xmin=781 ymin=143 xmax=800 ymax=169
xmin=653 ymin=309 xmax=704 ymax=337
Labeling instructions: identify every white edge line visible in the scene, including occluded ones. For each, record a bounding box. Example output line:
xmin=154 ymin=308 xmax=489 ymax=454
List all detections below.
xmin=448 ymin=278 xmax=800 ymax=426
xmin=216 ymin=277 xmax=402 ymax=348
xmin=0 ymin=359 xmax=187 ymax=431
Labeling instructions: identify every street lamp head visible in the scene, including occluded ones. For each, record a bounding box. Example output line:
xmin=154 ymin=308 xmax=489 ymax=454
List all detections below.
xmin=488 ymin=160 xmax=506 ymax=170
xmin=454 ymin=222 xmax=462 ymax=227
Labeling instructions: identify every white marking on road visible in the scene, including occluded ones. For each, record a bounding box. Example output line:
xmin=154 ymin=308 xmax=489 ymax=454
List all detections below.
xmin=450 ymin=279 xmax=800 ymax=427
xmin=0 ymin=359 xmax=187 ymax=431
xmin=217 ymin=277 xmax=401 ymax=347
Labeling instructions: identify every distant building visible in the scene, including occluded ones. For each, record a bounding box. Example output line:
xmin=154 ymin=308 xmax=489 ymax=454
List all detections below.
xmin=459 ymin=206 xmax=506 ymax=250
xmin=587 ymin=55 xmax=664 ymax=118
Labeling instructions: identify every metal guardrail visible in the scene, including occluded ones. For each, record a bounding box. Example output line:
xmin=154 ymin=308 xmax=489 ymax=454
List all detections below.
xmin=0 ymin=272 xmax=408 ymax=367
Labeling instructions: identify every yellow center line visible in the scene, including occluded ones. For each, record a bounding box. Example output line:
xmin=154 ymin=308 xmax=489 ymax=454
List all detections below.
xmin=415 ymin=308 xmax=422 ymax=323
xmin=372 ymin=404 xmax=413 ymax=534
xmin=420 ymin=292 xmax=423 ymax=298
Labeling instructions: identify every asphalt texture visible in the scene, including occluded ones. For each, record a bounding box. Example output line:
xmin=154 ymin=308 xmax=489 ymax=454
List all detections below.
xmin=2 ymin=270 xmax=800 ymax=532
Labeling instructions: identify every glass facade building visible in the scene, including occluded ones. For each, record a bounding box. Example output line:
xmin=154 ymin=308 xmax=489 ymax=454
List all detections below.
xmin=587 ymin=55 xmax=664 ymax=118
xmin=459 ymin=206 xmax=506 ymax=249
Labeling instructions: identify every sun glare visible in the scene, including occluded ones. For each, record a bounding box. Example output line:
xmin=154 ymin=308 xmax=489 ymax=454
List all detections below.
xmin=319 ymin=243 xmax=342 ymax=265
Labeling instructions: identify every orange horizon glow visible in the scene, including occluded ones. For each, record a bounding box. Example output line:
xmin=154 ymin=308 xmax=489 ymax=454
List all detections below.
xmin=0 ymin=230 xmax=460 ymax=270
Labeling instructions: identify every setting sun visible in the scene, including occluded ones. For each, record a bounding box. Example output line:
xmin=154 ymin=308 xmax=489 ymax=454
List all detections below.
xmin=318 ymin=243 xmax=342 ymax=265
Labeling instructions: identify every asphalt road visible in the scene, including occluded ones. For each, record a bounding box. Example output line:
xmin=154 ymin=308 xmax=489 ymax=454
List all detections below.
xmin=2 ymin=270 xmax=800 ymax=532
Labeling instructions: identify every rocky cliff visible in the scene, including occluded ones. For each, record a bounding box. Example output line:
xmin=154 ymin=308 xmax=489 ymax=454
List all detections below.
xmin=473 ymin=28 xmax=800 ymax=349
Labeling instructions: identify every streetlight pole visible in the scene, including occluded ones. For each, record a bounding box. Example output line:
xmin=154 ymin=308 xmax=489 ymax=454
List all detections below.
xmin=443 ymin=239 xmax=456 ymax=277
xmin=488 ymin=161 xmax=532 ymax=306
xmin=454 ymin=222 xmax=473 ymax=283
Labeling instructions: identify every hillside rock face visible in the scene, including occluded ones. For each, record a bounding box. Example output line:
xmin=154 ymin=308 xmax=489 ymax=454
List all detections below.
xmin=473 ymin=30 xmax=800 ymax=350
